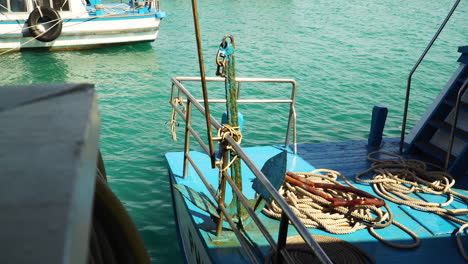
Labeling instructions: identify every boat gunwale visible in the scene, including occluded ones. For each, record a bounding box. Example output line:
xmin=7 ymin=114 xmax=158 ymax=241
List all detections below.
xmin=168 ymin=76 xmax=333 ymax=263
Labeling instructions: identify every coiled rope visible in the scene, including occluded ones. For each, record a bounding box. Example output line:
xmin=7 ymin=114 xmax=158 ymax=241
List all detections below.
xmin=217 ymin=124 xmax=242 ymax=172
xmin=218 ymin=124 xmax=242 ymax=145
xmin=263 ymin=169 xmax=420 ymax=249
xmin=355 ymin=151 xmax=468 ymax=222
xmin=355 ymin=151 xmax=468 ymax=257
xmin=264 ymin=234 xmax=376 ymax=264
xmin=457 ymin=223 xmax=468 ymax=261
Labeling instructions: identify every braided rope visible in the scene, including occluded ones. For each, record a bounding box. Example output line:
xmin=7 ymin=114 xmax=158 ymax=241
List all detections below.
xmin=355 ymin=151 xmax=468 ymax=254
xmin=217 ymin=124 xmax=242 ymax=145
xmin=355 ymin=151 xmax=468 ymax=224
xmin=264 ymin=234 xmax=376 ymax=264
xmin=217 ymin=124 xmax=242 ymax=172
xmin=263 ymin=169 xmax=419 ymax=248
xmin=168 ymin=96 xmax=185 ymax=141
xmin=457 ymin=223 xmax=468 ymax=261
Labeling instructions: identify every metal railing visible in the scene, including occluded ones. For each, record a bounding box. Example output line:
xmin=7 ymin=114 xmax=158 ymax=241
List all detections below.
xmin=399 ymin=0 xmax=461 ymax=153
xmin=446 ymin=78 xmax=468 ymax=169
xmin=169 ymin=76 xmax=332 ymax=264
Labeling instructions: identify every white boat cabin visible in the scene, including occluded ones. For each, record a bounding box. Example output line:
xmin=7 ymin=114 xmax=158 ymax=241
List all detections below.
xmin=0 ymin=0 xmax=84 ymax=13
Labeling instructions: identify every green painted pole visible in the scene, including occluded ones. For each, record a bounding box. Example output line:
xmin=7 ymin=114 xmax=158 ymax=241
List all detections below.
xmin=217 ymin=35 xmax=244 ymax=223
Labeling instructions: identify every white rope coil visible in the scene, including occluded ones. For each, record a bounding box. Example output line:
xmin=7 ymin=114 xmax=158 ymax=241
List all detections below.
xmin=355 ymin=151 xmax=468 ymax=254
xmin=263 ymin=169 xmax=419 ymax=248
xmin=168 ymin=96 xmax=185 ymax=141
xmin=355 ymin=151 xmax=468 ymax=224
xmin=217 ymin=124 xmax=242 ymax=145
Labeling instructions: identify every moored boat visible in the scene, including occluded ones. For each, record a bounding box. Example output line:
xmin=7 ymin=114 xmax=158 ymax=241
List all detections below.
xmin=0 ymin=0 xmax=165 ymax=52
xmin=165 ymin=1 xmax=468 ymax=263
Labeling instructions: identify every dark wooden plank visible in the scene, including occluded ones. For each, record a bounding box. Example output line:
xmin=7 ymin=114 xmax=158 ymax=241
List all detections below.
xmin=296 ymin=138 xmax=400 ymax=179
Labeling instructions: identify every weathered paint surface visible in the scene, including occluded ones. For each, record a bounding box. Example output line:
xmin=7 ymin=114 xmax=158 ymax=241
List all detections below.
xmin=166 ymin=139 xmax=468 ymax=263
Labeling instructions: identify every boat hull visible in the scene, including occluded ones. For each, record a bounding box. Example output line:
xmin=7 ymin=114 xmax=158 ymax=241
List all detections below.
xmin=169 ymin=175 xmax=213 ymax=264
xmin=166 ymin=141 xmax=468 ymax=263
xmin=0 ymin=13 xmax=161 ymax=51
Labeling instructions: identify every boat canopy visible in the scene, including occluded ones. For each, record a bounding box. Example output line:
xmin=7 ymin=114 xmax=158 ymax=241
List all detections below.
xmin=0 ymin=0 xmax=28 ymax=12
xmin=0 ymin=0 xmax=71 ymax=12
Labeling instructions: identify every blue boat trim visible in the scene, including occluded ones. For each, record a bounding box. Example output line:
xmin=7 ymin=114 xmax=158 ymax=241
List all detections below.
xmin=166 ymin=137 xmax=468 ymax=263
xmin=64 ymin=14 xmax=158 ymax=22
xmin=0 ymin=13 xmax=158 ymax=24
xmin=0 ymin=27 xmax=159 ymax=38
xmin=58 ymin=27 xmax=159 ymax=36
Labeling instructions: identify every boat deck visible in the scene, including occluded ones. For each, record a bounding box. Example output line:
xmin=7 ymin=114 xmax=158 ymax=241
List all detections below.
xmin=166 ymin=138 xmax=468 ymax=263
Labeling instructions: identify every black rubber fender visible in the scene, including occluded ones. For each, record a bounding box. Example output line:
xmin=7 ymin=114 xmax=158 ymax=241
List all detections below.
xmin=91 ymin=173 xmax=151 ymax=264
xmin=27 ymin=7 xmax=62 ymax=42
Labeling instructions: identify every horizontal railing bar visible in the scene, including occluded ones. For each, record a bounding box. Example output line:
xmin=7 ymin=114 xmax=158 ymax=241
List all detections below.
xmin=170 ymin=77 xmax=326 ymax=262
xmin=221 ymin=169 xmax=278 ymax=249
xmin=221 ymin=169 xmax=296 ymax=263
xmin=173 ymin=76 xmax=297 ymax=152
xmin=192 ymin=99 xmax=293 ymax=104
xmin=224 ymin=137 xmax=333 ymax=264
xmin=187 ymin=150 xmax=296 ymax=263
xmin=186 ymin=125 xmax=210 ymax=154
xmin=170 ymin=101 xmax=210 ymax=154
xmin=185 ymin=154 xmax=218 ymax=204
xmin=174 ymin=97 xmax=294 ymax=261
xmin=175 ymin=76 xmax=297 ymax=84
xmin=171 ymin=77 xmax=223 ymax=130
xmin=185 ymin=154 xmax=260 ymax=264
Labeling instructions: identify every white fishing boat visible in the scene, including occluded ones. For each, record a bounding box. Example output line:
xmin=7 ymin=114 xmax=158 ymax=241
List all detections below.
xmin=0 ymin=0 xmax=165 ymax=52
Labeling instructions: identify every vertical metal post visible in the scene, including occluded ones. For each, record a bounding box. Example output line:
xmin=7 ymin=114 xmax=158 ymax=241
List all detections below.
xmin=399 ymin=0 xmax=461 ymax=153
xmin=190 ymin=0 xmax=216 ymax=168
xmin=183 ymin=101 xmax=192 ymax=178
xmin=445 ymin=79 xmax=468 ymax=170
xmin=275 ymin=212 xmax=290 ymax=264
xmin=169 ymin=83 xmax=175 ymax=104
xmin=285 ymin=82 xmax=297 ymax=153
xmin=216 ymin=147 xmax=229 ymax=235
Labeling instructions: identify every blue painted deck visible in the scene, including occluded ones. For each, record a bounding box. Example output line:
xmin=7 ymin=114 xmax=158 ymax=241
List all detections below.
xmin=166 ymin=138 xmax=468 ymax=263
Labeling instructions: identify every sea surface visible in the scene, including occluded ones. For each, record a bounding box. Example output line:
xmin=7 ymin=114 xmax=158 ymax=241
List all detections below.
xmin=1 ymin=0 xmax=467 ymax=263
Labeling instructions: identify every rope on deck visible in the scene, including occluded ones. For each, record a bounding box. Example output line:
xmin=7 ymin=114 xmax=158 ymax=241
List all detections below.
xmin=355 ymin=151 xmax=468 ymax=258
xmin=264 ymin=234 xmax=376 ymax=264
xmin=262 ymin=169 xmax=420 ymax=249
xmin=355 ymin=151 xmax=468 ymax=222
xmin=457 ymin=223 xmax=468 ymax=261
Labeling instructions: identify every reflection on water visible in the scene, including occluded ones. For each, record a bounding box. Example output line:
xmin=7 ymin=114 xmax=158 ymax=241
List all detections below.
xmin=19 ymin=51 xmax=69 ymax=83
xmin=0 ymin=0 xmax=467 ymax=263
xmin=0 ymin=42 xmax=157 ymax=86
xmin=0 ymin=50 xmax=69 ymax=84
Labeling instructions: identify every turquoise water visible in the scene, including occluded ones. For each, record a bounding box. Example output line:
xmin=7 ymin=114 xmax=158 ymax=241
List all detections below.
xmin=1 ymin=0 xmax=467 ymax=262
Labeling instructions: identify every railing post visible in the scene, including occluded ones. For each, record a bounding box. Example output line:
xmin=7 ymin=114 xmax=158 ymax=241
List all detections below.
xmin=216 ymin=146 xmax=229 ymax=235
xmin=284 ymin=81 xmax=297 ymax=153
xmin=399 ymin=0 xmax=461 ymax=153
xmin=183 ymin=101 xmax=192 ymax=178
xmin=446 ymin=79 xmax=468 ymax=169
xmin=190 ymin=0 xmax=217 ymax=168
xmin=275 ymin=212 xmax=290 ymax=264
